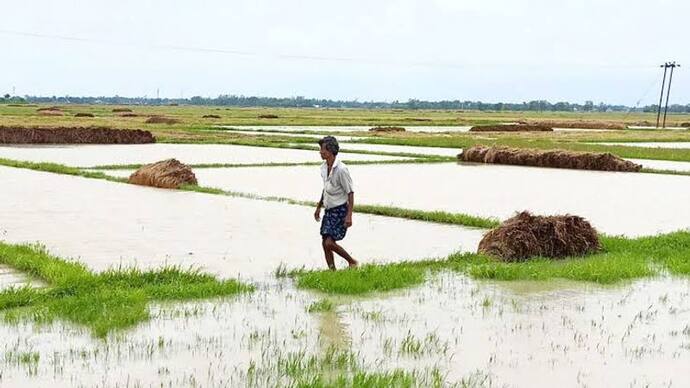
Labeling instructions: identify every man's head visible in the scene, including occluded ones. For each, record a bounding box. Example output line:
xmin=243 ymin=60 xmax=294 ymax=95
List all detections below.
xmin=318 ymin=136 xmax=339 ymax=159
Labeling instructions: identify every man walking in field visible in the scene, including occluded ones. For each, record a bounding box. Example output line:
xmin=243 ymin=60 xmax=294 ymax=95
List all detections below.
xmin=313 ymin=136 xmax=358 ymax=270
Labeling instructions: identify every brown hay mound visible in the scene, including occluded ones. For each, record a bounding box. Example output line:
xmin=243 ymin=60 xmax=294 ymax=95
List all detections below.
xmin=75 ymin=113 xmax=95 ymax=117
xmin=202 ymin=114 xmax=221 ymax=119
xmin=681 ymin=122 xmax=690 ymax=128
xmin=405 ymin=118 xmax=432 ymax=122
xmin=36 ymin=106 xmax=62 ymax=112
xmin=520 ymin=120 xmax=625 ymax=130
xmin=118 ymin=112 xmax=139 ymax=117
xmin=459 ymin=145 xmax=641 ymax=172
xmin=128 ymin=159 xmax=197 ymax=189
xmin=470 ymin=124 xmax=553 ymax=132
xmin=145 ymin=116 xmax=180 ymax=124
xmin=112 ymin=108 xmax=133 ymax=113
xmin=258 ymin=114 xmax=279 ymax=119
xmin=7 ymin=104 xmax=38 ymax=107
xmin=0 ymin=126 xmax=155 ymax=144
xmin=369 ymin=126 xmax=406 ymax=133
xmin=478 ymin=211 xmax=601 ymax=262
xmin=38 ymin=110 xmax=64 ymax=116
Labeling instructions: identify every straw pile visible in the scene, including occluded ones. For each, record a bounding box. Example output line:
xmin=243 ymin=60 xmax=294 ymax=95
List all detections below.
xmin=112 ymin=108 xmax=133 ymax=113
xmin=118 ymin=113 xmax=139 ymax=117
xmin=369 ymin=126 xmax=406 ymax=133
xmin=459 ymin=145 xmax=641 ymax=172
xmin=405 ymin=118 xmax=431 ymax=122
xmin=0 ymin=126 xmax=155 ymax=144
xmin=470 ymin=124 xmax=553 ymax=132
xmin=681 ymin=122 xmax=690 ymax=128
xmin=258 ymin=114 xmax=279 ymax=119
xmin=518 ymin=120 xmax=625 ymax=130
xmin=145 ymin=116 xmax=180 ymax=124
xmin=39 ymin=110 xmax=64 ymax=116
xmin=36 ymin=106 xmax=62 ymax=112
xmin=128 ymin=159 xmax=197 ymax=189
xmin=478 ymin=211 xmax=601 ymax=262
xmin=75 ymin=113 xmax=94 ymax=117
xmin=202 ymin=114 xmax=221 ymax=119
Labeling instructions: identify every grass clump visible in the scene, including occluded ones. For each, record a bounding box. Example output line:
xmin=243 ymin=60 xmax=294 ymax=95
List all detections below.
xmin=0 ymin=242 xmax=253 ymax=338
xmin=306 ymin=298 xmax=335 ymax=313
xmin=291 ymin=231 xmax=690 ymax=294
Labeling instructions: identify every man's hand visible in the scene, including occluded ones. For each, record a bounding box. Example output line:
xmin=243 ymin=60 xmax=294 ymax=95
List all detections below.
xmin=344 ymin=214 xmax=353 ymax=228
xmin=314 ymin=206 xmax=321 ymax=222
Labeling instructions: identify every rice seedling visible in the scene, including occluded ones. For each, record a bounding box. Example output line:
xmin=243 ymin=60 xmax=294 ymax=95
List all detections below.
xmin=0 ymin=242 xmax=254 ymax=337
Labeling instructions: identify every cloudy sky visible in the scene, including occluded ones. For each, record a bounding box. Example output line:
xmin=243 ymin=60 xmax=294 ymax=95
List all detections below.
xmin=1 ymin=0 xmax=688 ymax=105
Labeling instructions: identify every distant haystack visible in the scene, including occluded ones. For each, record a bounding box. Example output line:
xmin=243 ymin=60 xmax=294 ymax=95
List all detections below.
xmin=258 ymin=114 xmax=279 ymax=119
xmin=0 ymin=126 xmax=155 ymax=144
xmin=478 ymin=211 xmax=601 ymax=262
xmin=202 ymin=114 xmax=221 ymax=119
xmin=128 ymin=159 xmax=197 ymax=189
xmin=369 ymin=126 xmax=406 ymax=133
xmin=469 ymin=124 xmax=553 ymax=132
xmin=459 ymin=145 xmax=641 ymax=172
xmin=38 ymin=110 xmax=64 ymax=116
xmin=145 ymin=116 xmax=180 ymax=124
xmin=75 ymin=113 xmax=95 ymax=118
xmin=112 ymin=108 xmax=133 ymax=113
xmin=518 ymin=120 xmax=625 ymax=130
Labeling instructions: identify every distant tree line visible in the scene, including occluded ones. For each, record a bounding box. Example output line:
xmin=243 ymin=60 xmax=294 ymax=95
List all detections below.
xmin=3 ymin=93 xmax=690 ymax=113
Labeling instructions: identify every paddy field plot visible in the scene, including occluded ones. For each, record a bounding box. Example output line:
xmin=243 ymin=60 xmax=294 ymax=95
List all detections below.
xmin=0 ymin=166 xmax=481 ymax=280
xmin=99 ymin=162 xmax=690 ymax=237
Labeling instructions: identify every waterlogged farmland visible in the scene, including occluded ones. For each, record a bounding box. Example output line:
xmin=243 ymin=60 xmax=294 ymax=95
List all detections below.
xmin=1 ymin=107 xmax=689 ymax=387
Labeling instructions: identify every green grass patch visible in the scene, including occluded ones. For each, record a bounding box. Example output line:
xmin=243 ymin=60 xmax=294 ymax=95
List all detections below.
xmin=306 ymin=298 xmax=335 ymax=313
xmin=0 ymin=242 xmax=254 ymax=337
xmin=291 ymin=231 xmax=690 ymax=294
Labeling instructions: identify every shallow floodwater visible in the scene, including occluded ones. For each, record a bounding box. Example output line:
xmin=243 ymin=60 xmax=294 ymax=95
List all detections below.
xmin=0 ymin=143 xmax=407 ymax=168
xmin=218 ymin=125 xmax=474 ymax=133
xmin=594 ymin=142 xmax=690 ymax=149
xmin=145 ymin=163 xmax=690 ymax=237
xmin=628 ymin=158 xmax=690 ymax=172
xmin=0 ymin=270 xmax=687 ymax=387
xmin=0 ymin=264 xmax=43 ymax=290
xmin=0 ymin=166 xmax=481 ymax=280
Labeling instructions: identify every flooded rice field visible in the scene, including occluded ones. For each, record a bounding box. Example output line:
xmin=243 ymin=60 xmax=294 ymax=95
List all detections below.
xmin=0 ymin=143 xmax=408 ymax=168
xmin=1 ymin=140 xmax=689 ymax=387
xmin=629 ymin=158 xmax=690 ymax=172
xmin=220 ymin=125 xmax=610 ymax=134
xmin=101 ymin=162 xmax=690 ymax=237
xmin=0 ymin=269 xmax=687 ymax=387
xmin=0 ymin=166 xmax=481 ymax=280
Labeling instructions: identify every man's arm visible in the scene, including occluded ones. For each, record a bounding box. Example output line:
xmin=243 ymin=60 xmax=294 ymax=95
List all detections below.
xmin=345 ymin=192 xmax=354 ymax=228
xmin=314 ymin=192 xmax=324 ymax=221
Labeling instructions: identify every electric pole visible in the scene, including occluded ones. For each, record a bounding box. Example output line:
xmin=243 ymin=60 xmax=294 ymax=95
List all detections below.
xmin=656 ymin=61 xmax=681 ymax=128
xmin=662 ymin=62 xmax=679 ymax=128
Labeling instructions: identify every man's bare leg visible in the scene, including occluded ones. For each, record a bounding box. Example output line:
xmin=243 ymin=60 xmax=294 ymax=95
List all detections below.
xmin=322 ymin=237 xmax=336 ymax=270
xmin=324 ymin=237 xmax=358 ymax=268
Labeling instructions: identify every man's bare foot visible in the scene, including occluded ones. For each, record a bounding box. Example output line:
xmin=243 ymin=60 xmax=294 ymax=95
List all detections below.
xmin=348 ymin=260 xmax=358 ymax=268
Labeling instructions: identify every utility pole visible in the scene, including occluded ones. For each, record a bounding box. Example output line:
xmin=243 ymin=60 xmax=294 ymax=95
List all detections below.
xmin=662 ymin=61 xmax=680 ymax=128
xmin=656 ymin=63 xmax=668 ymax=128
xmin=656 ymin=61 xmax=681 ymax=128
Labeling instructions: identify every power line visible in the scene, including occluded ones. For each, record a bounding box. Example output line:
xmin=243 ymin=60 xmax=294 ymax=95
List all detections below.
xmin=656 ymin=61 xmax=681 ymax=128
xmin=0 ymin=29 xmax=659 ymax=70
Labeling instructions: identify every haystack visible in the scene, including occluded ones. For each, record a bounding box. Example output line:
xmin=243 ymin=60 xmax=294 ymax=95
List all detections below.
xmin=469 ymin=124 xmax=553 ymax=132
xmin=681 ymin=122 xmax=690 ymax=128
xmin=75 ymin=113 xmax=94 ymax=117
xmin=369 ymin=126 xmax=406 ymax=133
xmin=112 ymin=108 xmax=132 ymax=113
xmin=518 ymin=120 xmax=625 ymax=130
xmin=36 ymin=106 xmax=61 ymax=112
xmin=145 ymin=116 xmax=180 ymax=124
xmin=202 ymin=114 xmax=221 ymax=119
xmin=128 ymin=159 xmax=197 ymax=189
xmin=258 ymin=114 xmax=279 ymax=119
xmin=405 ymin=118 xmax=431 ymax=122
xmin=0 ymin=126 xmax=155 ymax=144
xmin=118 ymin=112 xmax=139 ymax=117
xmin=39 ymin=110 xmax=64 ymax=116
xmin=478 ymin=211 xmax=600 ymax=262
xmin=459 ymin=145 xmax=641 ymax=172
